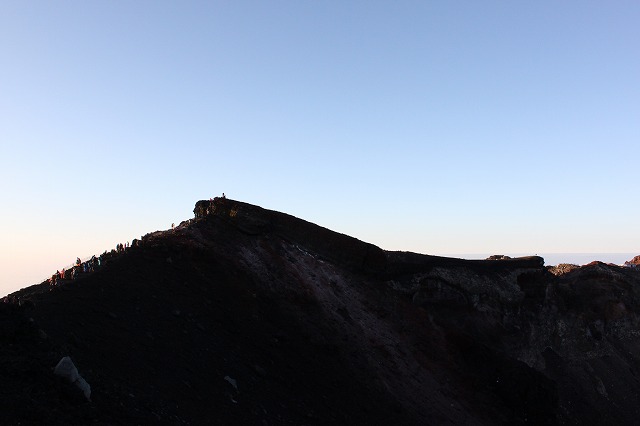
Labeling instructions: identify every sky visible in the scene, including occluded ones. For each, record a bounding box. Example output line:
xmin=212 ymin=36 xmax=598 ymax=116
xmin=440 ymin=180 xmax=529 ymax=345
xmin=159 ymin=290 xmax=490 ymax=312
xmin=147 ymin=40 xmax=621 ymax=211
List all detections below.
xmin=1 ymin=1 xmax=639 ymax=295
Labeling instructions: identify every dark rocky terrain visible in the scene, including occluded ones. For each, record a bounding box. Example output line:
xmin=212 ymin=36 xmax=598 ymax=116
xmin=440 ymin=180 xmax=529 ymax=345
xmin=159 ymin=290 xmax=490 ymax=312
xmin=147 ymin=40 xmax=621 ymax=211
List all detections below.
xmin=2 ymin=198 xmax=640 ymax=425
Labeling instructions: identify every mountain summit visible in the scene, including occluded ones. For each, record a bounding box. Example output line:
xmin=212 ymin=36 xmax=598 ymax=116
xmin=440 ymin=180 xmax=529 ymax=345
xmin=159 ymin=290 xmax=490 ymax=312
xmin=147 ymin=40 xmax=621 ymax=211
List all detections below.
xmin=2 ymin=198 xmax=640 ymax=425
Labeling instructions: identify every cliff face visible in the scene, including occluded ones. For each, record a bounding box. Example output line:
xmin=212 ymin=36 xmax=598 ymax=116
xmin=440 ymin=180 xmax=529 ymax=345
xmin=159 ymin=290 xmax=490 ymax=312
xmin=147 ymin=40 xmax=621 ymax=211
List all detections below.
xmin=2 ymin=198 xmax=640 ymax=425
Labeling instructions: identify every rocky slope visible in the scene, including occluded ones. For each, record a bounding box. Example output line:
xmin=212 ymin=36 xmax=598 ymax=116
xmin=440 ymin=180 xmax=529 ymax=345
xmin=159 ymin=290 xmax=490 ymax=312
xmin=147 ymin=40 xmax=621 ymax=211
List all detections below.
xmin=2 ymin=198 xmax=640 ymax=425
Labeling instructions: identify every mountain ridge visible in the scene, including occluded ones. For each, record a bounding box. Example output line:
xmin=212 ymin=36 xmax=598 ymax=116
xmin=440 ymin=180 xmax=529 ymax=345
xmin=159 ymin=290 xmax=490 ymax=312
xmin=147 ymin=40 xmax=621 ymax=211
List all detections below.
xmin=2 ymin=198 xmax=640 ymax=425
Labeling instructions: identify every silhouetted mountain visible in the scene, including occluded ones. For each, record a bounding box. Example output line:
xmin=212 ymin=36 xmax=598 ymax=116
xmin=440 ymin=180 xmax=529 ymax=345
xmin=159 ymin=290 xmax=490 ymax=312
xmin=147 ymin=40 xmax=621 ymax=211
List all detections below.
xmin=2 ymin=198 xmax=640 ymax=425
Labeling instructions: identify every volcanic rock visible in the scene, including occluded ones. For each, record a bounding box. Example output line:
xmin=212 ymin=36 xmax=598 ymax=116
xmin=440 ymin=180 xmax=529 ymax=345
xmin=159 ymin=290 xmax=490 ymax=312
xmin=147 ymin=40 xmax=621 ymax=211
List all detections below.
xmin=1 ymin=198 xmax=640 ymax=425
xmin=624 ymin=255 xmax=640 ymax=268
xmin=547 ymin=263 xmax=581 ymax=276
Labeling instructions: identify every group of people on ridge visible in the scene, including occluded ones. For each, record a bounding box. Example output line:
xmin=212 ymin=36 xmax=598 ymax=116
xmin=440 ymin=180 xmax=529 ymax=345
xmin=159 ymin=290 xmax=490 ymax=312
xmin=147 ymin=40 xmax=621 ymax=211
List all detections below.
xmin=46 ymin=195 xmax=228 ymax=290
xmin=48 ymin=241 xmax=134 ymax=290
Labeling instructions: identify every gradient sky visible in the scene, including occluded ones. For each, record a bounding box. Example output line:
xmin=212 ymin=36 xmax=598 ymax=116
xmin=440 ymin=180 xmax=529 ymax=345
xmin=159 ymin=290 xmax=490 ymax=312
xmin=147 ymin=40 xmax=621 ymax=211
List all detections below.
xmin=2 ymin=1 xmax=639 ymax=295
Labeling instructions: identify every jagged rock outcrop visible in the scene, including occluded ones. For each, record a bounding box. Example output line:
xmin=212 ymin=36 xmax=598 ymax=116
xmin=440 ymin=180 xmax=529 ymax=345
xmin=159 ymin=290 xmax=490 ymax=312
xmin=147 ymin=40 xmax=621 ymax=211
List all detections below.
xmin=548 ymin=263 xmax=581 ymax=276
xmin=625 ymin=255 xmax=640 ymax=268
xmin=2 ymin=198 xmax=639 ymax=425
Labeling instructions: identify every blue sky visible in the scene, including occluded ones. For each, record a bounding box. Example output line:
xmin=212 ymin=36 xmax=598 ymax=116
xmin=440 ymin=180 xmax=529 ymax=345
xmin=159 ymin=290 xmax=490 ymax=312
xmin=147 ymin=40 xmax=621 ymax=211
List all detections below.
xmin=2 ymin=1 xmax=639 ymax=295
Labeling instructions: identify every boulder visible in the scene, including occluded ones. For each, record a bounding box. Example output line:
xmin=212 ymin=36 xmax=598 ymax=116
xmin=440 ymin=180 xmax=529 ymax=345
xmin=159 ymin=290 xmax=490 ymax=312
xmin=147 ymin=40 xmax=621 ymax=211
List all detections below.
xmin=54 ymin=356 xmax=91 ymax=401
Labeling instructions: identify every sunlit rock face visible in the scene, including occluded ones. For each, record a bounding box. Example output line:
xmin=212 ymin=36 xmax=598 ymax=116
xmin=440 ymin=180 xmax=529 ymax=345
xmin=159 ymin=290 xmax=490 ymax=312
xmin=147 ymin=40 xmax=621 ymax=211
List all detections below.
xmin=624 ymin=255 xmax=640 ymax=268
xmin=2 ymin=198 xmax=639 ymax=425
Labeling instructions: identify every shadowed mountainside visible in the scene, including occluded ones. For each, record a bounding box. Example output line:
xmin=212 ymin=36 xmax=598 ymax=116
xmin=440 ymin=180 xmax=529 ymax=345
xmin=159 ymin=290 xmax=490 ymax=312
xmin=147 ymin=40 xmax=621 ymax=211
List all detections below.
xmin=2 ymin=198 xmax=640 ymax=425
